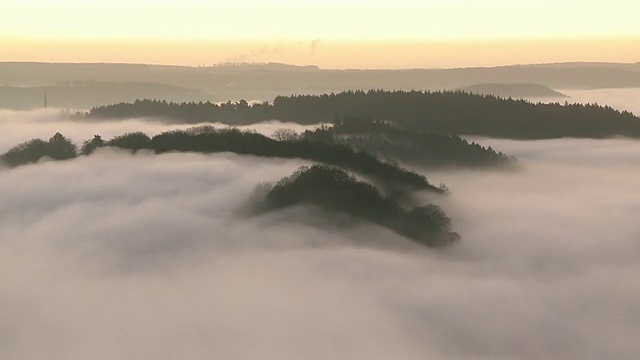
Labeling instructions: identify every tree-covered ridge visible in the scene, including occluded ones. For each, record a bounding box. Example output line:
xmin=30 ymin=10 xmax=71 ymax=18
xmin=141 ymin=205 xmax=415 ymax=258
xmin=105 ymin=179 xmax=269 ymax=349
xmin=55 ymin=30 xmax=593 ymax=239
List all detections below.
xmin=88 ymin=99 xmax=271 ymax=124
xmin=1 ymin=132 xmax=458 ymax=248
xmin=86 ymin=90 xmax=640 ymax=139
xmin=300 ymin=117 xmax=516 ymax=168
xmin=0 ymin=128 xmax=441 ymax=193
xmin=0 ymin=133 xmax=78 ymax=167
xmin=255 ymin=165 xmax=459 ymax=248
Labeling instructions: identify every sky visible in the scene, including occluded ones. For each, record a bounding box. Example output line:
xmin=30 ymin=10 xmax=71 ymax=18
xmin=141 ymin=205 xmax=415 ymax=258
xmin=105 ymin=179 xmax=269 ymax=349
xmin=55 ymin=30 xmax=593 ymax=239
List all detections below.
xmin=1 ymin=0 xmax=639 ymax=68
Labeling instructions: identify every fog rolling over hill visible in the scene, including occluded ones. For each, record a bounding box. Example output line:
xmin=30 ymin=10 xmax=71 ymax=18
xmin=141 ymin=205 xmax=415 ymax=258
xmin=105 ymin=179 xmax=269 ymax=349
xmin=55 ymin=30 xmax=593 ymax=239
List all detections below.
xmin=1 ymin=115 xmax=639 ymax=358
xmin=2 ymin=61 xmax=640 ymax=359
xmin=560 ymin=87 xmax=640 ymax=117
xmin=1 ymin=61 xmax=640 ymax=109
xmin=459 ymin=83 xmax=567 ymax=99
xmin=4 ymin=0 xmax=640 ymax=355
xmin=0 ymin=109 xmax=322 ymax=153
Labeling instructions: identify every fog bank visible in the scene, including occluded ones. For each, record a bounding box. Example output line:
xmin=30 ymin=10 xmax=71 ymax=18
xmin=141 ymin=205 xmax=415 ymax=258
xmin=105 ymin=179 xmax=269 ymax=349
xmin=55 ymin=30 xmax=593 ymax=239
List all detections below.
xmin=556 ymin=87 xmax=640 ymax=116
xmin=1 ymin=116 xmax=639 ymax=359
xmin=0 ymin=109 xmax=321 ymax=153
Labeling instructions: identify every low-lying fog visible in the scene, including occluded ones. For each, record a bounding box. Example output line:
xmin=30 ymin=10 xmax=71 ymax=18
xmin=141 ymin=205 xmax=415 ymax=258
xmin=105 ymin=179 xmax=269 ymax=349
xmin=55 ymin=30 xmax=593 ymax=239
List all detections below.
xmin=552 ymin=87 xmax=640 ymax=116
xmin=1 ymin=108 xmax=640 ymax=359
xmin=0 ymin=109 xmax=322 ymax=153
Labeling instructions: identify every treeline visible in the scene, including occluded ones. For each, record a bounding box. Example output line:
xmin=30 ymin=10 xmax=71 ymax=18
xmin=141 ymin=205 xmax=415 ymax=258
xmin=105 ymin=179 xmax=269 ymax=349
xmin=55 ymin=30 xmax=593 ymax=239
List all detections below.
xmin=88 ymin=99 xmax=271 ymax=124
xmin=254 ymin=165 xmax=459 ymax=247
xmin=86 ymin=90 xmax=640 ymax=139
xmin=0 ymin=133 xmax=78 ymax=166
xmin=300 ymin=117 xmax=515 ymax=168
xmin=0 ymin=127 xmax=442 ymax=193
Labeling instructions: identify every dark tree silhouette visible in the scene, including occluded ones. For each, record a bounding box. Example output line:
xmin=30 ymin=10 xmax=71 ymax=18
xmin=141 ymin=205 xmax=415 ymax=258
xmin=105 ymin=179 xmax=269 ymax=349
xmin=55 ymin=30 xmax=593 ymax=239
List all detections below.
xmin=81 ymin=135 xmax=105 ymax=155
xmin=257 ymin=165 xmax=459 ymax=247
xmin=271 ymin=128 xmax=299 ymax=141
xmin=1 ymin=133 xmax=77 ymax=167
xmin=47 ymin=132 xmax=78 ymax=160
xmin=1 ymin=132 xmax=460 ymax=248
xmin=105 ymin=132 xmax=151 ymax=152
xmin=86 ymin=90 xmax=640 ymax=139
xmin=145 ymin=126 xmax=440 ymax=193
xmin=2 ymin=128 xmax=442 ymax=194
xmin=302 ymin=117 xmax=516 ymax=168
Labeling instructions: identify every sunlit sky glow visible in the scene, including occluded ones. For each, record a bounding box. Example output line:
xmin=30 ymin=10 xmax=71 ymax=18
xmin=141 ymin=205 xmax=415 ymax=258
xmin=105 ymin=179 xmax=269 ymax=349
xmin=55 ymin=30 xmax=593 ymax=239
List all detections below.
xmin=1 ymin=0 xmax=639 ymax=68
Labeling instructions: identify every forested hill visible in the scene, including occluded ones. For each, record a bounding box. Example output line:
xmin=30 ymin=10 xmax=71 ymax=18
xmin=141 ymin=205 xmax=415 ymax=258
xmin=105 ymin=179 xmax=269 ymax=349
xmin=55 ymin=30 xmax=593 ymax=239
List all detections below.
xmin=255 ymin=165 xmax=459 ymax=247
xmin=301 ymin=118 xmax=515 ymax=169
xmin=1 ymin=128 xmax=441 ymax=193
xmin=0 ymin=132 xmax=457 ymax=248
xmin=86 ymin=90 xmax=640 ymax=139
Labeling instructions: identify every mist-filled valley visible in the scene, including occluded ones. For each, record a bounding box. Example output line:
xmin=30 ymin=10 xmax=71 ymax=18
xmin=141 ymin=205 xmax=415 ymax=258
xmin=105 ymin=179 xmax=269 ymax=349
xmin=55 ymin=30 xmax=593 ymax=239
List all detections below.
xmin=560 ymin=87 xmax=640 ymax=117
xmin=4 ymin=0 xmax=640 ymax=356
xmin=2 ymin=62 xmax=640 ymax=360
xmin=2 ymin=102 xmax=640 ymax=358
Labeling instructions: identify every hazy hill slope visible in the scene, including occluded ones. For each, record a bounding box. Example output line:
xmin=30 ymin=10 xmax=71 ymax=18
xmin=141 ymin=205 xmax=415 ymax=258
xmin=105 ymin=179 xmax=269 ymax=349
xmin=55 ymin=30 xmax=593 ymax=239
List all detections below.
xmin=458 ymin=83 xmax=567 ymax=98
xmin=2 ymin=62 xmax=640 ymax=108
xmin=0 ymin=81 xmax=210 ymax=110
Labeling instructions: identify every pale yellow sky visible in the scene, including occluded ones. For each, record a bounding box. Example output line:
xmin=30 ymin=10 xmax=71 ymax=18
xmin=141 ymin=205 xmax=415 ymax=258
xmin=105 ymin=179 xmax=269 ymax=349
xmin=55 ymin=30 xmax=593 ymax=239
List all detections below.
xmin=1 ymin=0 xmax=639 ymax=68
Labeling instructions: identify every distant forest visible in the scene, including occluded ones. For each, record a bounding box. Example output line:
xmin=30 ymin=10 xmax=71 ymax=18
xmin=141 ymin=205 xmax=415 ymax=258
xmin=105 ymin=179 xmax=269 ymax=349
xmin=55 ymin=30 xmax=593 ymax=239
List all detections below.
xmin=86 ymin=90 xmax=640 ymax=139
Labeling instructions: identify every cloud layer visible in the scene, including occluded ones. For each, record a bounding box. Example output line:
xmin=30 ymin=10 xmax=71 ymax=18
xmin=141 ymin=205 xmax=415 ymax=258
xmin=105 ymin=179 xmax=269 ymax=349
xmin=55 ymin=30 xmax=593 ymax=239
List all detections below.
xmin=1 ymin=150 xmax=428 ymax=359
xmin=562 ymin=88 xmax=640 ymax=116
xmin=1 ymin=107 xmax=640 ymax=359
xmin=0 ymin=109 xmax=320 ymax=153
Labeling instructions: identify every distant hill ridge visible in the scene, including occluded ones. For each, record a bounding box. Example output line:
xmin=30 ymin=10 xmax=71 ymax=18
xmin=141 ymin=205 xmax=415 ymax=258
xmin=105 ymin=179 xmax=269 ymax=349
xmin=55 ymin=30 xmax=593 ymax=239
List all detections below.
xmin=0 ymin=80 xmax=210 ymax=110
xmin=86 ymin=90 xmax=640 ymax=139
xmin=0 ymin=62 xmax=640 ymax=90
xmin=1 ymin=61 xmax=640 ymax=110
xmin=458 ymin=83 xmax=567 ymax=98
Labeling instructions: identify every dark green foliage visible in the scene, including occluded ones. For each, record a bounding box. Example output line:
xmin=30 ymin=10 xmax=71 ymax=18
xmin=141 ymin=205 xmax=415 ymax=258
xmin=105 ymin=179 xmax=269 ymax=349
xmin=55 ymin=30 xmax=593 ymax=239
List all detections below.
xmin=87 ymin=90 xmax=640 ymax=139
xmin=303 ymin=117 xmax=516 ymax=168
xmin=89 ymin=99 xmax=273 ymax=125
xmin=271 ymin=90 xmax=640 ymax=139
xmin=1 ymin=139 xmax=50 ymax=167
xmin=1 ymin=133 xmax=77 ymax=167
xmin=81 ymin=135 xmax=105 ymax=155
xmin=47 ymin=132 xmax=78 ymax=160
xmin=147 ymin=126 xmax=440 ymax=192
xmin=259 ymin=165 xmax=459 ymax=247
xmin=105 ymin=132 xmax=151 ymax=152
xmin=0 ymin=130 xmax=459 ymax=247
xmin=2 ymin=127 xmax=440 ymax=193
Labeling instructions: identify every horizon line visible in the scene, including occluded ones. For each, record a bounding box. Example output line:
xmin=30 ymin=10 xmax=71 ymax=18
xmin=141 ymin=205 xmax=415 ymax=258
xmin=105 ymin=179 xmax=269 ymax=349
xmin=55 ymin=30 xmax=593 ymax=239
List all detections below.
xmin=2 ymin=60 xmax=639 ymax=72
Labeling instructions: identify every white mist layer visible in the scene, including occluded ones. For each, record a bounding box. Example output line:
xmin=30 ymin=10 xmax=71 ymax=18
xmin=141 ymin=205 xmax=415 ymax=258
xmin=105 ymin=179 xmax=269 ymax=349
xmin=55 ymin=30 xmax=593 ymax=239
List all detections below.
xmin=0 ymin=108 xmax=321 ymax=153
xmin=0 ymin=115 xmax=639 ymax=358
xmin=553 ymin=87 xmax=640 ymax=116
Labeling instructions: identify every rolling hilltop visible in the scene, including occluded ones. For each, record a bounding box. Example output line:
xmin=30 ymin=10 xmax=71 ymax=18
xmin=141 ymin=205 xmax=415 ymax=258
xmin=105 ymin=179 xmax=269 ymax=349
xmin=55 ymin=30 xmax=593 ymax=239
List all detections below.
xmin=0 ymin=81 xmax=210 ymax=110
xmin=458 ymin=83 xmax=567 ymax=99
xmin=1 ymin=61 xmax=639 ymax=109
